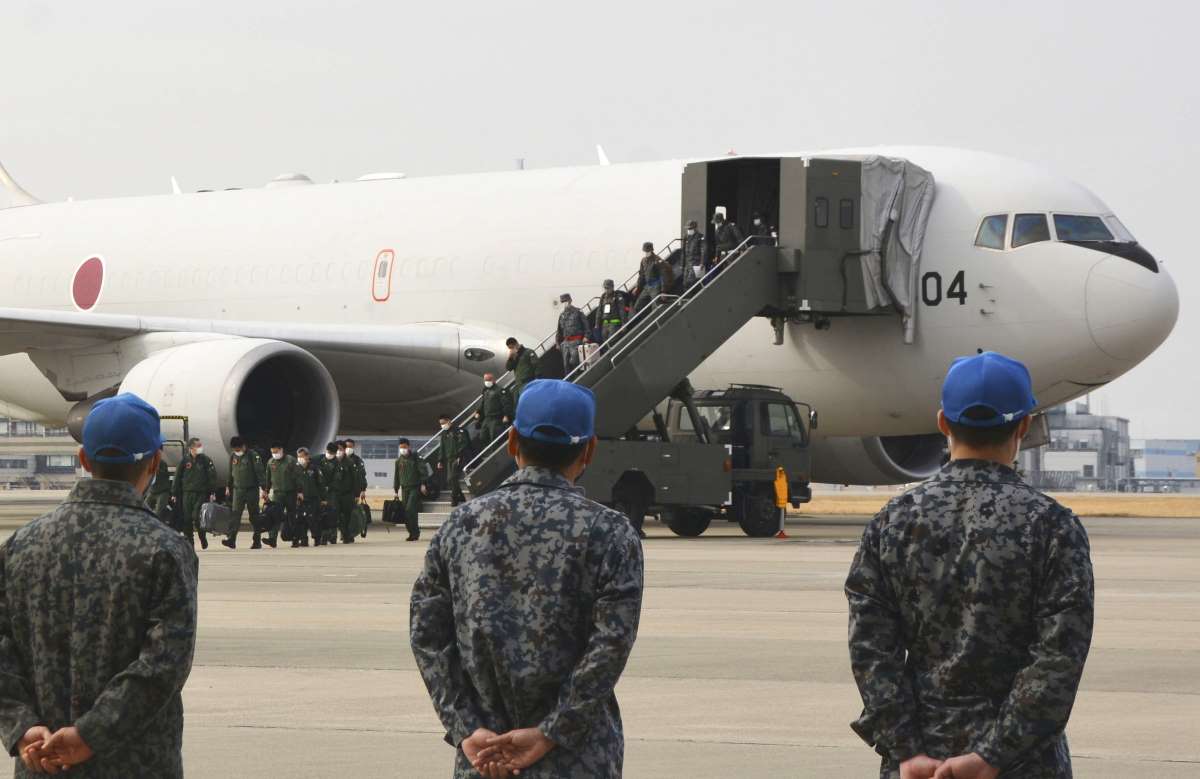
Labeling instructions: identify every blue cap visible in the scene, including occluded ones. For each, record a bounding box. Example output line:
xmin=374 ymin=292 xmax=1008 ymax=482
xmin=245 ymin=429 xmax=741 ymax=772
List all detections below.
xmin=82 ymin=393 xmax=165 ymax=463
xmin=514 ymin=380 xmax=596 ymax=444
xmin=942 ymin=352 xmax=1037 ymax=428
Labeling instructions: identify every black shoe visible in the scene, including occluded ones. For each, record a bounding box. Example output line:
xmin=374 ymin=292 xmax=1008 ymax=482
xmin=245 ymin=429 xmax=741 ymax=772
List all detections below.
xmin=299 ymin=539 xmax=309 ymax=547
xmin=263 ymin=537 xmax=277 ymax=549
xmin=199 ymin=533 xmax=209 ymax=550
xmin=405 ymin=536 xmax=419 ymax=542
xmin=221 ymin=539 xmax=235 ymax=549
xmin=343 ymin=537 xmax=355 ymax=544
xmin=250 ymin=540 xmax=262 ymax=550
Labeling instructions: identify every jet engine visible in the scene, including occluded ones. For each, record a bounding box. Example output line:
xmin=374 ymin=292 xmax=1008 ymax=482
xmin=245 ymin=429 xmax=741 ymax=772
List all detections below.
xmin=117 ymin=338 xmax=339 ymax=468
xmin=810 ymin=434 xmax=946 ymax=485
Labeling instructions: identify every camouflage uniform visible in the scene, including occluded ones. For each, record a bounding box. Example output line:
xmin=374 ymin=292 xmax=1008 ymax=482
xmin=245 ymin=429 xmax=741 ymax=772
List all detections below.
xmin=227 ymin=449 xmax=267 ymax=547
xmin=682 ymin=231 xmax=705 ymax=287
xmin=410 ymin=466 xmax=644 ymax=778
xmin=597 ymin=289 xmax=629 ymax=343
xmin=0 ymin=479 xmax=198 ymax=778
xmin=845 ymin=460 xmax=1095 ymax=779
xmin=556 ymin=304 xmax=589 ymax=374
xmin=506 ymin=346 xmax=539 ymax=400
xmin=171 ymin=451 xmax=218 ymax=543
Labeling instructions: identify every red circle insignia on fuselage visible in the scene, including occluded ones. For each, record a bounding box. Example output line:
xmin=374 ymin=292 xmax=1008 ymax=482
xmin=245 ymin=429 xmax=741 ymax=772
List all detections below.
xmin=72 ymin=256 xmax=104 ymax=311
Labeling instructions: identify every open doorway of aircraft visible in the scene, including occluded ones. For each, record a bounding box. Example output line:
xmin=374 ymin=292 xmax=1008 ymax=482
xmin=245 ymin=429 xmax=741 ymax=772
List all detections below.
xmin=0 ymin=147 xmax=1178 ymax=485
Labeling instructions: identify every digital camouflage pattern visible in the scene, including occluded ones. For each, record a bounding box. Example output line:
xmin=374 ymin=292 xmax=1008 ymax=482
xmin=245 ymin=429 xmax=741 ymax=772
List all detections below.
xmin=845 ymin=459 xmax=1094 ymax=779
xmin=410 ymin=466 xmax=644 ymax=778
xmin=0 ymin=479 xmax=198 ymax=778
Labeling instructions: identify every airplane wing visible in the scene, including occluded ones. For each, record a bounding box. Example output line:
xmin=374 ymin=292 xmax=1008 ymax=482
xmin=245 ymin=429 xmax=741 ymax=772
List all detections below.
xmin=0 ymin=306 xmax=504 ymax=365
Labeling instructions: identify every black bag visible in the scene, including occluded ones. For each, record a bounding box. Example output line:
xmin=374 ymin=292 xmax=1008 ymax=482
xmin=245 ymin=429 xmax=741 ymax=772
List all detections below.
xmin=321 ymin=505 xmax=339 ymax=531
xmin=160 ymin=502 xmax=185 ymax=534
xmin=257 ymin=501 xmax=283 ymax=533
xmin=382 ymin=499 xmax=405 ymax=525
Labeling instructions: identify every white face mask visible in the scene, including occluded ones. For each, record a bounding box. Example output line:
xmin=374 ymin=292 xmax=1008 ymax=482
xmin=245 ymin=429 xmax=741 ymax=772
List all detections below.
xmin=193 ymin=447 xmax=203 ymax=456
xmin=399 ymin=448 xmax=410 ymax=456
xmin=687 ymin=228 xmax=696 ymax=235
xmin=440 ymin=423 xmax=450 ymax=431
xmin=234 ymin=449 xmax=245 ymax=457
xmin=298 ymin=458 xmax=308 ymax=467
xmin=272 ymin=452 xmax=283 ymax=460
xmin=484 ymin=380 xmax=494 ymax=388
xmin=335 ymin=451 xmax=345 ymax=459
xmin=346 ymin=447 xmax=355 ymax=456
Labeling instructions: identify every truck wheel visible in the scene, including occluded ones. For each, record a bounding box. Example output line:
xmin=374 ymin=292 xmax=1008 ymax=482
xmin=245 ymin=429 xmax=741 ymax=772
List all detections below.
xmin=737 ymin=487 xmax=779 ymax=538
xmin=666 ymin=508 xmax=711 ymax=537
xmin=614 ymin=496 xmax=648 ymax=535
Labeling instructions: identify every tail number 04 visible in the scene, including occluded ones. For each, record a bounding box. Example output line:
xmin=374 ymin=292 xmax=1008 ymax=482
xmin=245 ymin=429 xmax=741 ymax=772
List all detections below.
xmin=921 ymin=271 xmax=966 ymax=306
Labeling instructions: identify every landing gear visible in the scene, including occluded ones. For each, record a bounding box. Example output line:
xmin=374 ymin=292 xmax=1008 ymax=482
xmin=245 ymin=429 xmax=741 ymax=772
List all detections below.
xmin=666 ymin=508 xmax=712 ymax=537
xmin=736 ymin=484 xmax=779 ymax=538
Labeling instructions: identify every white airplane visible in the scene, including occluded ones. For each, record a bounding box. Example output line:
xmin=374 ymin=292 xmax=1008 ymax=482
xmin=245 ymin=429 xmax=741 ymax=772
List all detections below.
xmin=0 ymin=147 xmax=1179 ymax=484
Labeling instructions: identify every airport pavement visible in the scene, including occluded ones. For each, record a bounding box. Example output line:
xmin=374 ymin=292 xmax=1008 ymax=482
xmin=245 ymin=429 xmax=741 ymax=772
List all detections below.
xmin=0 ymin=504 xmax=1196 ymax=777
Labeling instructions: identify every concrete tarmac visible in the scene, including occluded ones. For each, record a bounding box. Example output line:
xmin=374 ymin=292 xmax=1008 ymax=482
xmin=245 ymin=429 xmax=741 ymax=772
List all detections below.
xmin=0 ymin=504 xmax=1196 ymax=777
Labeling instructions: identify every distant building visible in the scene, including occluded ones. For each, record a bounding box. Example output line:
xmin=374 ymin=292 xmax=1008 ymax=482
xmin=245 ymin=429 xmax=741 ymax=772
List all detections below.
xmin=1019 ymin=400 xmax=1133 ymax=491
xmin=1129 ymin=438 xmax=1200 ymax=492
xmin=0 ymin=417 xmax=81 ymax=489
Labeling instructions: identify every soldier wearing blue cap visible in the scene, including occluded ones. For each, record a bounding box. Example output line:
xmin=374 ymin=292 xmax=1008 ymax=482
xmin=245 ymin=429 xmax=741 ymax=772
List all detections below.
xmin=0 ymin=393 xmax=197 ymax=776
xmin=411 ymin=379 xmax=644 ymax=778
xmin=845 ymin=353 xmax=1094 ymax=779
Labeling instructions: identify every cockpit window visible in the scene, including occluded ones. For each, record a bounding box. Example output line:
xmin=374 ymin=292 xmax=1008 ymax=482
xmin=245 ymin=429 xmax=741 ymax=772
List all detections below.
xmin=974 ymin=215 xmax=1007 ymax=250
xmin=1012 ymin=213 xmax=1050 ymax=248
xmin=1053 ymin=214 xmax=1114 ymax=242
xmin=1102 ymin=214 xmax=1136 ymax=243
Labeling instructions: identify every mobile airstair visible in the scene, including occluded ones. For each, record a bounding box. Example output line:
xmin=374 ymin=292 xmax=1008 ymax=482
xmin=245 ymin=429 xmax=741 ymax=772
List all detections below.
xmin=416 ymin=154 xmax=936 ymax=499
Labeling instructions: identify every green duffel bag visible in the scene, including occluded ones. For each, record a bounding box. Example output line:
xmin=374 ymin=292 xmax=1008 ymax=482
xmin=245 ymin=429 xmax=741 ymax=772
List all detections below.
xmin=349 ymin=503 xmax=368 ymax=538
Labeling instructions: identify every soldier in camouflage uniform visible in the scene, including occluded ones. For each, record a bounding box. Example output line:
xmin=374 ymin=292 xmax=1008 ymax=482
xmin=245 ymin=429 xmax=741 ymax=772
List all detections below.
xmin=225 ymin=436 xmax=267 ymax=550
xmin=505 ymin=337 xmax=539 ymax=401
xmin=846 ymin=353 xmax=1094 ymax=779
xmin=294 ymin=447 xmax=325 ymax=547
xmin=682 ymin=219 xmax=706 ymax=288
xmin=555 ymin=293 xmax=589 ymax=374
xmin=436 ymin=413 xmax=470 ymax=506
xmin=265 ymin=443 xmax=301 ymax=548
xmin=171 ymin=437 xmax=218 ymax=549
xmin=474 ymin=372 xmax=513 ymax=446
xmin=149 ymin=458 xmax=173 ymax=523
xmin=411 ymin=380 xmax=643 ymax=778
xmin=0 ymin=394 xmax=197 ymax=778
xmin=393 ymin=438 xmax=424 ymax=541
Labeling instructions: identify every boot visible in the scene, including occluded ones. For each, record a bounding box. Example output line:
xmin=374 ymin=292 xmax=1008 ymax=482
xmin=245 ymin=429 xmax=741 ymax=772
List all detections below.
xmin=198 ymin=530 xmax=209 ymax=550
xmin=221 ymin=538 xmax=236 ymax=549
xmin=263 ymin=535 xmax=278 ymax=549
xmin=250 ymin=534 xmax=262 ymax=550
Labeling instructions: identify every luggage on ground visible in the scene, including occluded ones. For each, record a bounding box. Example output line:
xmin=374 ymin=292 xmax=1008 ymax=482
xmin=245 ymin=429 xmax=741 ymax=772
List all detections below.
xmin=199 ymin=501 xmax=237 ymax=536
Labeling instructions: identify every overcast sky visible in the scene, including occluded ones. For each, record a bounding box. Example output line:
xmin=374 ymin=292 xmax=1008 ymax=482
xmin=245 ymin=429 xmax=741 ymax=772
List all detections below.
xmin=2 ymin=0 xmax=1195 ymax=437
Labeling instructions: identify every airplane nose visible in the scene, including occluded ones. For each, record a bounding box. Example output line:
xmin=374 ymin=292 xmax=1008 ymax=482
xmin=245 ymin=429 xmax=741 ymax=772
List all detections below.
xmin=1086 ymin=254 xmax=1179 ymax=361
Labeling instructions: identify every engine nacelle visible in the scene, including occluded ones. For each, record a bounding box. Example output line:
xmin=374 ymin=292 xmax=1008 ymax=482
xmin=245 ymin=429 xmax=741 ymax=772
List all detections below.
xmin=119 ymin=338 xmax=339 ymax=472
xmin=811 ymin=434 xmax=946 ymax=485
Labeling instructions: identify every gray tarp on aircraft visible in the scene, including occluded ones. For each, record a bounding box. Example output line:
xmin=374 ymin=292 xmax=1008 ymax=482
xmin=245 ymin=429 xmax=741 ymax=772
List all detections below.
xmin=857 ymin=156 xmax=936 ymax=343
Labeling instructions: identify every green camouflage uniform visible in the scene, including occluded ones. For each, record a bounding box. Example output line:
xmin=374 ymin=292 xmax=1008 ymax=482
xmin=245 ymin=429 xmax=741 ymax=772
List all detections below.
xmin=597 ymin=289 xmax=629 ymax=343
xmin=556 ymin=304 xmax=589 ymax=373
xmin=0 ymin=479 xmax=198 ymax=778
xmin=265 ymin=454 xmax=301 ymax=545
xmin=506 ymin=346 xmax=539 ymax=400
xmin=296 ymin=459 xmax=326 ymax=545
xmin=845 ymin=460 xmax=1095 ymax=779
xmin=476 ymin=385 xmax=513 ymax=446
xmin=393 ymin=453 xmax=424 ymax=540
xmin=410 ymin=466 xmax=644 ymax=778
xmin=438 ymin=426 xmax=470 ymax=504
xmin=149 ymin=459 xmax=173 ymax=522
xmin=227 ymin=449 xmax=266 ymax=547
xmin=171 ymin=451 xmax=218 ymax=543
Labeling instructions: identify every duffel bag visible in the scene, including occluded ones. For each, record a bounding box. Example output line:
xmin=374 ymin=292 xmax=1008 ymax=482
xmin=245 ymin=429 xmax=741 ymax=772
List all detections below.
xmin=200 ymin=502 xmax=237 ymax=536
xmin=382 ymin=498 xmax=405 ymax=525
xmin=349 ymin=504 xmax=368 ymax=538
xmin=321 ymin=505 xmax=339 ymax=530
xmin=258 ymin=500 xmax=284 ymax=533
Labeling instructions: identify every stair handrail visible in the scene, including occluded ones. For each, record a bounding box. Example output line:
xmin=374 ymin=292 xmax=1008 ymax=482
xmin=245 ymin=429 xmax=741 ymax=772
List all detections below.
xmin=421 ymin=238 xmax=681 ymax=460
